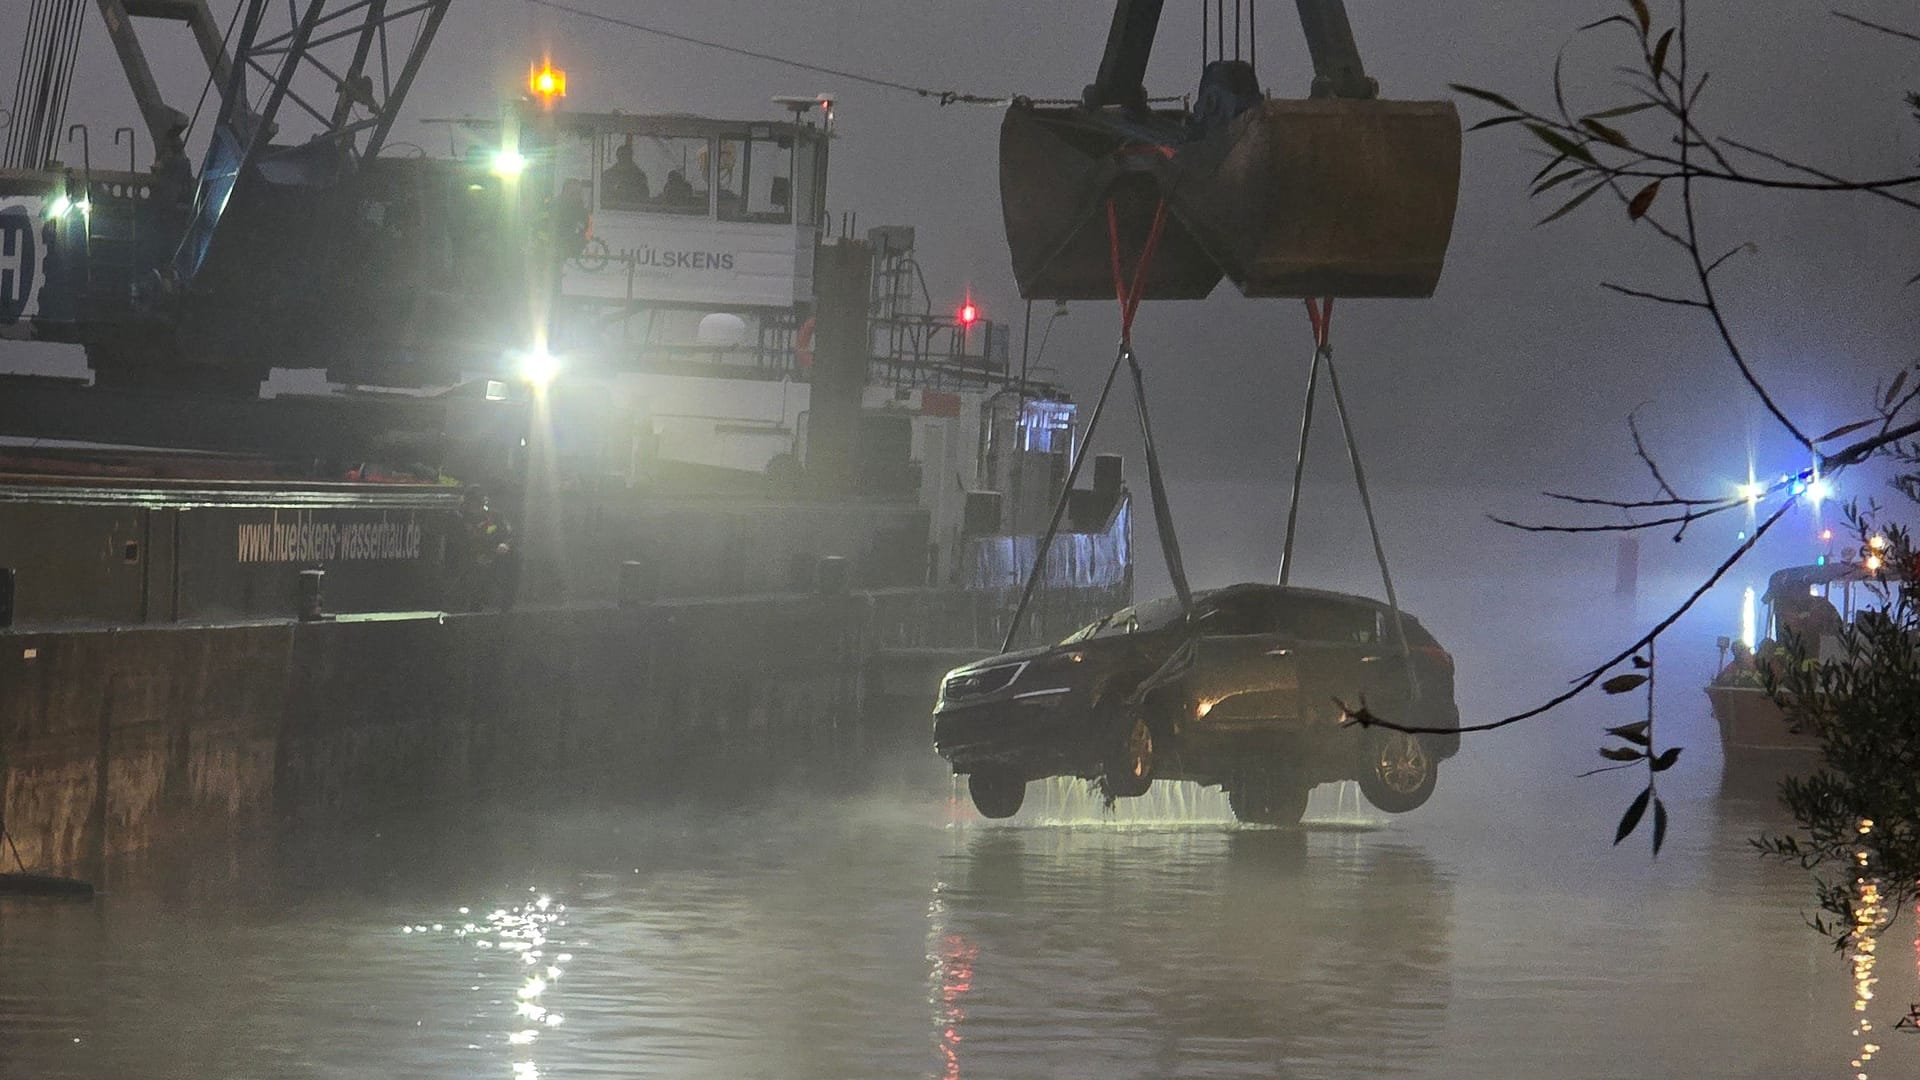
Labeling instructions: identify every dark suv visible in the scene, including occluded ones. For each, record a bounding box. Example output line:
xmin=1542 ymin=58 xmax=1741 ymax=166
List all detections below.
xmin=933 ymin=584 xmax=1460 ymax=824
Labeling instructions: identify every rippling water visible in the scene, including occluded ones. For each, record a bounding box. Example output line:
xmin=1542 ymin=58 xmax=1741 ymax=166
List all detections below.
xmin=2 ymin=760 xmax=1912 ymax=1080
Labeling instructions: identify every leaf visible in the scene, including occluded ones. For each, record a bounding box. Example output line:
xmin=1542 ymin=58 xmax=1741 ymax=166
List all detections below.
xmin=1469 ymin=115 xmax=1526 ymax=131
xmin=1579 ymin=14 xmax=1630 ymax=31
xmin=1606 ymin=720 xmax=1652 ymax=745
xmin=1537 ymin=179 xmax=1608 ymax=225
xmin=1585 ymin=101 xmax=1661 ymax=120
xmin=1530 ymin=152 xmax=1570 ymax=184
xmin=1652 ymin=796 xmax=1669 ymax=855
xmin=1628 ymin=0 xmax=1651 ymax=35
xmin=1448 ymin=83 xmax=1520 ymax=112
xmin=1526 ymin=124 xmax=1598 ymax=165
xmin=1581 ymin=118 xmax=1631 ymax=148
xmin=1614 ymin=786 xmax=1652 ymax=845
xmin=1531 ymin=167 xmax=1587 ymax=195
xmin=1602 ymin=673 xmax=1649 ymax=694
xmin=1885 ymin=369 xmax=1909 ymax=408
xmin=1650 ymin=746 xmax=1683 ymax=772
xmin=1815 ymin=418 xmax=1875 ymax=443
xmin=1600 ymin=746 xmax=1647 ymax=762
xmin=1627 ymin=180 xmax=1661 ymax=220
xmin=1651 ymin=28 xmax=1675 ymax=81
xmin=1631 ymin=655 xmax=1651 ymax=669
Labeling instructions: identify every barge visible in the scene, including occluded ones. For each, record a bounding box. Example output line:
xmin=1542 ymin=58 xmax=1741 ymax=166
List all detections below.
xmin=0 ymin=95 xmax=1134 ymax=877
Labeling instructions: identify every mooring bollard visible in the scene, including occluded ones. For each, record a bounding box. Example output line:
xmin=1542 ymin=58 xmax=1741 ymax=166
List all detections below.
xmin=297 ymin=568 xmax=326 ymax=621
xmin=815 ymin=555 xmax=849 ymax=596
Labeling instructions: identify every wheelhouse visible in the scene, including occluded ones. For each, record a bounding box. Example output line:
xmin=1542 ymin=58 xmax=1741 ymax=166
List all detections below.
xmin=446 ymin=111 xmax=830 ymax=313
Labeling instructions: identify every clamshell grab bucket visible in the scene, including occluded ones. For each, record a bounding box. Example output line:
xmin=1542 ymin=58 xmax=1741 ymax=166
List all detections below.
xmin=1174 ymin=98 xmax=1462 ymax=298
xmin=999 ymin=104 xmax=1224 ymax=301
xmin=998 ymin=96 xmax=1462 ymax=301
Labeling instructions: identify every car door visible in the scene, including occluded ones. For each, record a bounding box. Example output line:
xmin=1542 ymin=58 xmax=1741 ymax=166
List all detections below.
xmin=1184 ymin=593 xmax=1302 ymax=723
xmin=1290 ymin=599 xmax=1413 ymax=721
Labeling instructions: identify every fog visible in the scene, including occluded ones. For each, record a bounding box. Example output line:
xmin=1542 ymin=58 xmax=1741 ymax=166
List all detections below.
xmin=18 ymin=2 xmax=1920 ymax=485
xmin=4 ymin=2 xmax=1917 ymax=1076
xmin=15 ymin=0 xmax=1914 ymax=601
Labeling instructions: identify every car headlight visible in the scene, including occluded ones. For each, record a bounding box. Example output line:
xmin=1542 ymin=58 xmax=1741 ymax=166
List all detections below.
xmin=940 ymin=661 xmax=1028 ymax=702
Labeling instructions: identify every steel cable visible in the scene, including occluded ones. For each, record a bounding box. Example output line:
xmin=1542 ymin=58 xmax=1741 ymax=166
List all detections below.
xmin=520 ymin=0 xmax=1183 ymax=109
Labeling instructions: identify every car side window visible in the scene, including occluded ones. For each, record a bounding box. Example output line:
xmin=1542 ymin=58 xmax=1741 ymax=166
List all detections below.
xmin=1285 ymin=600 xmax=1380 ymax=645
xmin=1197 ymin=596 xmax=1265 ymax=636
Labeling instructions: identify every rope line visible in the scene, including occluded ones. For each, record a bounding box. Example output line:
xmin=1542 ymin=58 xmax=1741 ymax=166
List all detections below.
xmin=1103 ymin=191 xmax=1191 ymax=612
xmin=522 ymin=0 xmax=1115 ymax=108
xmin=1105 ymin=198 xmax=1171 ymax=344
xmin=1278 ymin=298 xmax=1422 ymax=709
xmin=998 ymin=183 xmax=1191 ymax=650
xmin=1000 ymin=343 xmax=1129 ymax=654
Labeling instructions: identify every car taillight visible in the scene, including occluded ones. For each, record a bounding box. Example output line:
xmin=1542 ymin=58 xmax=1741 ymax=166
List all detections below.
xmin=1418 ymin=645 xmax=1454 ymax=673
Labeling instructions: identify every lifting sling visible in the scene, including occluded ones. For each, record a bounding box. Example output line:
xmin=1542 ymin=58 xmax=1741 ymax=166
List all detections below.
xmin=1001 ymin=188 xmax=1192 ymax=653
xmin=1280 ymin=297 xmax=1418 ymax=688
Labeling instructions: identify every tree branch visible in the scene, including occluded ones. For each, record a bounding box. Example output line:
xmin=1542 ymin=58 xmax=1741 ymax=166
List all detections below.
xmin=1492 ymin=500 xmax=1735 ymax=533
xmin=1600 ymin=281 xmax=1709 ymax=307
xmin=1355 ymin=497 xmax=1796 ymax=736
xmin=1719 ymin=136 xmax=1920 ymax=213
xmin=1824 ymin=417 xmax=1920 ymax=468
xmin=1629 ymin=408 xmax=1683 ymax=502
xmin=1542 ymin=491 xmax=1727 ymax=510
xmin=1831 ymin=9 xmax=1920 ymax=45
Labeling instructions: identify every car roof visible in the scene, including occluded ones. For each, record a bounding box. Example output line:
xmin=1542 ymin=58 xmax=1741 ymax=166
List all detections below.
xmin=1193 ymin=582 xmax=1412 ymax=617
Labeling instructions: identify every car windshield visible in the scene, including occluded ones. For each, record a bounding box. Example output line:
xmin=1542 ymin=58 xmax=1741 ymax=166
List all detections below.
xmin=1060 ymin=595 xmax=1191 ymax=644
xmin=1060 ymin=611 xmax=1123 ymax=643
xmin=1132 ymin=595 xmax=1189 ymax=633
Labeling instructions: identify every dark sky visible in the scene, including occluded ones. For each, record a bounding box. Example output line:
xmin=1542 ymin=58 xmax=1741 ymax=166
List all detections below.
xmin=14 ymin=1 xmax=1919 ymax=502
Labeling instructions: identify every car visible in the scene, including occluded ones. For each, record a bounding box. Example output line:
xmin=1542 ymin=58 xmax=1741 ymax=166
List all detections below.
xmin=933 ymin=583 xmax=1460 ymax=824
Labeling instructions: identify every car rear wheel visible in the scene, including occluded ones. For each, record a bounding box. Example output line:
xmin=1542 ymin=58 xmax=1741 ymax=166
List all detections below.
xmin=1103 ymin=713 xmax=1156 ymax=799
xmin=968 ymin=770 xmax=1026 ymax=819
xmin=1356 ymin=730 xmax=1438 ymax=813
xmin=1227 ymin=775 xmax=1311 ymax=826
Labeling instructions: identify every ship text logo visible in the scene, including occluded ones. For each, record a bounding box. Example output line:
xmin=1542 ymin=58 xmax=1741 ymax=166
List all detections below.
xmin=236 ymin=517 xmax=424 ymax=563
xmin=0 ymin=204 xmax=39 ymax=325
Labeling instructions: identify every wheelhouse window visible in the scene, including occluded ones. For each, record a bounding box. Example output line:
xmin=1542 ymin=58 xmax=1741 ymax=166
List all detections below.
xmin=793 ymin=138 xmax=820 ymax=228
xmin=716 ymin=130 xmax=796 ymax=224
xmin=601 ymin=135 xmax=710 ymax=215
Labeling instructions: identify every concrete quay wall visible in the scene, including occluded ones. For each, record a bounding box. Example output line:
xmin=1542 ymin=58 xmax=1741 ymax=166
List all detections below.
xmin=0 ymin=588 xmax=995 ymax=877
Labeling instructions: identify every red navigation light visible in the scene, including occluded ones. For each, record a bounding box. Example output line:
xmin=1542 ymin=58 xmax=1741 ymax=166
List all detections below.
xmin=958 ymin=301 xmax=979 ymax=327
xmin=529 ymin=60 xmax=567 ymax=104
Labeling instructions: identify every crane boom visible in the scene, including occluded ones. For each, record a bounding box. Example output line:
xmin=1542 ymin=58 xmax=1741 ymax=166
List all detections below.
xmin=1080 ymin=0 xmax=1377 ymax=110
xmin=1083 ymin=0 xmax=1165 ymax=110
xmin=175 ymin=0 xmax=451 ymax=288
xmin=92 ymin=0 xmax=236 ymax=165
xmin=1291 ymin=0 xmax=1376 ymax=100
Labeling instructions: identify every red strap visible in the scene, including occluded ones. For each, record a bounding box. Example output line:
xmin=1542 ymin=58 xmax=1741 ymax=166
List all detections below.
xmin=1303 ymin=297 xmax=1334 ymax=349
xmin=1106 ymin=196 xmax=1172 ymax=345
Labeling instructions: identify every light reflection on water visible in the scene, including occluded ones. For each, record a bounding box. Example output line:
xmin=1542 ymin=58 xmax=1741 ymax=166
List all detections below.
xmin=0 ymin=785 xmax=1910 ymax=1079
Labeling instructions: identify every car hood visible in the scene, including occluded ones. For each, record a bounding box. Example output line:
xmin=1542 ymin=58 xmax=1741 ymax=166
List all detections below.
xmin=949 ymin=644 xmax=1059 ymax=675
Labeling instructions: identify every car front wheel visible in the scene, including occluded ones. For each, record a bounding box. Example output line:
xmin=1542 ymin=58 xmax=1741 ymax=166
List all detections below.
xmin=1227 ymin=775 xmax=1312 ymax=826
xmin=968 ymin=770 xmax=1027 ymax=819
xmin=1103 ymin=712 xmax=1156 ymax=799
xmin=1356 ymin=730 xmax=1438 ymax=813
